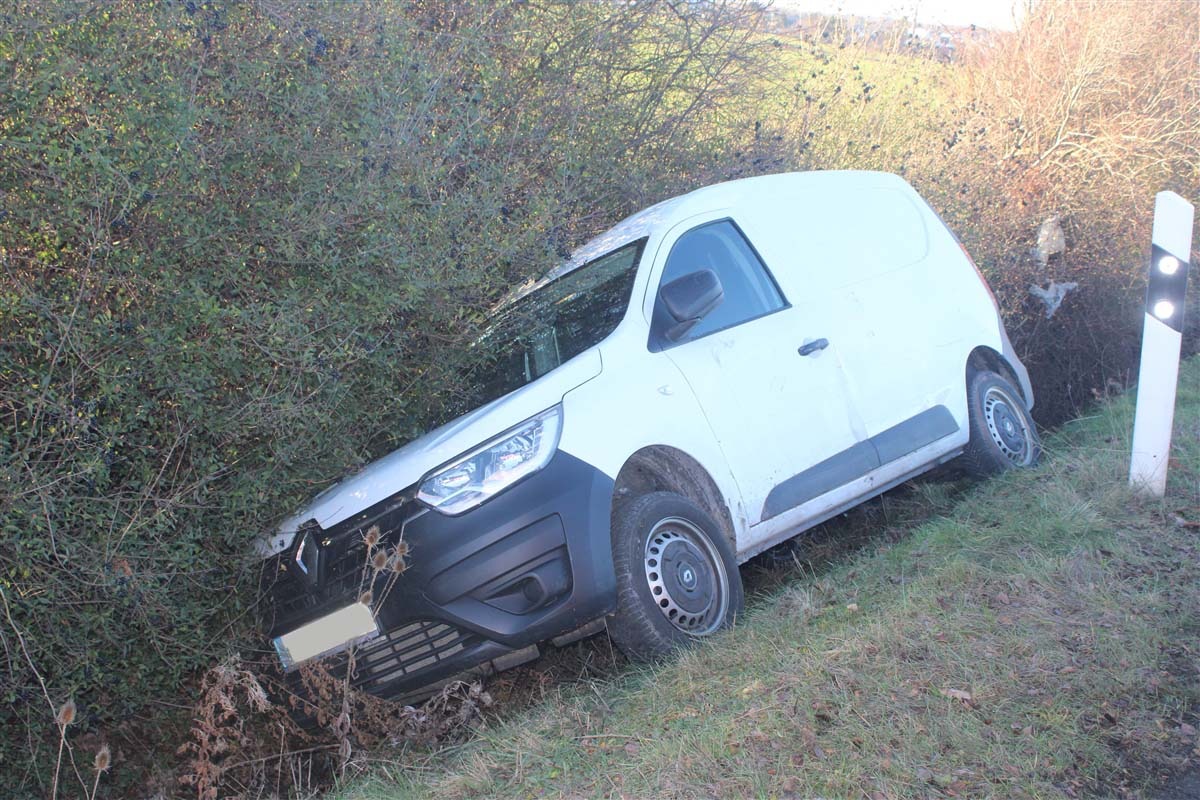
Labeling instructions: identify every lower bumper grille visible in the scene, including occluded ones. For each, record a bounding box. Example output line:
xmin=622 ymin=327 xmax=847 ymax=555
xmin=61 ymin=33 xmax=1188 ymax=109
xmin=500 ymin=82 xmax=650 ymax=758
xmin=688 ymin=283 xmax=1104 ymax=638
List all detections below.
xmin=350 ymin=620 xmax=481 ymax=693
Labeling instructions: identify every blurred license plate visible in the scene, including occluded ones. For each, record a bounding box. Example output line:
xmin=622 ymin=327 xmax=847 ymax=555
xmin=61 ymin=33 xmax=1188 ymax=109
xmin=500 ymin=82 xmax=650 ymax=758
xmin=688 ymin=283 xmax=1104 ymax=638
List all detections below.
xmin=273 ymin=602 xmax=379 ymax=671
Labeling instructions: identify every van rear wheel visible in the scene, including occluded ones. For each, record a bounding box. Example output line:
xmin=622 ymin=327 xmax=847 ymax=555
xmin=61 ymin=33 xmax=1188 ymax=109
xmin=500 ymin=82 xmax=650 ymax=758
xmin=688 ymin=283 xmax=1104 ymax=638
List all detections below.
xmin=608 ymin=492 xmax=743 ymax=661
xmin=960 ymin=370 xmax=1040 ymax=476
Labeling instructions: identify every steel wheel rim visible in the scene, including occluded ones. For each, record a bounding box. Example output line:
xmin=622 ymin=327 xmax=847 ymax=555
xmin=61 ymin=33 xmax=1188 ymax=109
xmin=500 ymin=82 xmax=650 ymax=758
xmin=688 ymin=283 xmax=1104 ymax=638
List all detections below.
xmin=643 ymin=516 xmax=729 ymax=636
xmin=983 ymin=385 xmax=1034 ymax=465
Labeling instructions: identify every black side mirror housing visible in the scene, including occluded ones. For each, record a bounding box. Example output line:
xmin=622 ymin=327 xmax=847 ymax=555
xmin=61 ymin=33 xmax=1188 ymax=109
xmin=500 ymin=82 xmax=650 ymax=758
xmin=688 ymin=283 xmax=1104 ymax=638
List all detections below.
xmin=659 ymin=269 xmax=724 ymax=342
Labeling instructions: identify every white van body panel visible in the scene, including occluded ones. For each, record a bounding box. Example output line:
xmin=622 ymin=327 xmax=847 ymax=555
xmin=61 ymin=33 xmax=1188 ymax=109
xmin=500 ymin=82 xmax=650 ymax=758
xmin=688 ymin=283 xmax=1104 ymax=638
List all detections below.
xmin=556 ymin=332 xmax=751 ymax=535
xmin=608 ymin=171 xmax=1002 ymax=555
xmin=727 ymin=172 xmax=1001 ymax=442
xmin=260 ymin=349 xmax=604 ymax=556
xmin=740 ymin=435 xmax=965 ymax=561
xmin=633 ymin=209 xmax=868 ymax=542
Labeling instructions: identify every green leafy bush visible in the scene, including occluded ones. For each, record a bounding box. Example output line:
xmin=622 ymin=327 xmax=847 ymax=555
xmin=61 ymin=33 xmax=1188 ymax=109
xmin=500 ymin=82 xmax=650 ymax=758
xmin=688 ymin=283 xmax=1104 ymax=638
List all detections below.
xmin=0 ymin=1 xmax=774 ymax=792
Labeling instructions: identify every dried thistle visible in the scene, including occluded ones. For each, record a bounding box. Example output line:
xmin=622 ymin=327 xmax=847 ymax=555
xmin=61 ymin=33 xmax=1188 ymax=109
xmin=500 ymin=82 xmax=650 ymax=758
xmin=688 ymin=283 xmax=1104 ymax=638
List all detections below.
xmin=363 ymin=525 xmax=381 ymax=549
xmin=393 ymin=539 xmax=410 ymax=558
xmin=358 ymin=591 xmax=373 ymax=607
xmin=89 ymin=741 xmax=112 ymax=800
xmin=56 ymin=698 xmax=76 ymax=728
xmin=94 ymin=743 xmax=111 ymax=772
xmin=371 ymin=549 xmax=388 ymax=571
xmin=390 ymin=555 xmax=408 ymax=574
xmin=52 ymin=697 xmax=77 ymax=799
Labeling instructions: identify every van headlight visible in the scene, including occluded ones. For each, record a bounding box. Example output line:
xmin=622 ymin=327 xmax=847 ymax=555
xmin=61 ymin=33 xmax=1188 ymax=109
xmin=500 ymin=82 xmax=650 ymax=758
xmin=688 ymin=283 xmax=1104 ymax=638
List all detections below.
xmin=417 ymin=406 xmax=563 ymax=515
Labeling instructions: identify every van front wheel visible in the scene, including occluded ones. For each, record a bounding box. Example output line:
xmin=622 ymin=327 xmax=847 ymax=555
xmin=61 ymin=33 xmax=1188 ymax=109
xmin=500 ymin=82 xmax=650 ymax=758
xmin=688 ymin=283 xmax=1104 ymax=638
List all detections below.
xmin=961 ymin=370 xmax=1040 ymax=476
xmin=607 ymin=492 xmax=743 ymax=661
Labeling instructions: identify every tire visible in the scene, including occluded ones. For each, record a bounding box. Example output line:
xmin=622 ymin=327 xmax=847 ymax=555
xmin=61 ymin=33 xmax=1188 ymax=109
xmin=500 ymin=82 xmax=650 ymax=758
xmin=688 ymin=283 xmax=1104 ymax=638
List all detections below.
xmin=960 ymin=370 xmax=1041 ymax=477
xmin=607 ymin=492 xmax=744 ymax=661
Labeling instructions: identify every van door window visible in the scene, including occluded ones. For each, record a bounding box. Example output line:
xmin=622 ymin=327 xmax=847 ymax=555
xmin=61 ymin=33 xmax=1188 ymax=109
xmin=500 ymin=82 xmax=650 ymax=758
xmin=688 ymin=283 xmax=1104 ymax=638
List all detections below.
xmin=652 ymin=219 xmax=785 ymax=347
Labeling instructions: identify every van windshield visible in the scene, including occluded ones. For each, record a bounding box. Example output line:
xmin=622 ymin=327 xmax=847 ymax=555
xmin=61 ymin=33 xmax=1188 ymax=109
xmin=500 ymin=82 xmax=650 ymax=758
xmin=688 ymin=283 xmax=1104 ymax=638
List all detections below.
xmin=465 ymin=239 xmax=644 ymax=402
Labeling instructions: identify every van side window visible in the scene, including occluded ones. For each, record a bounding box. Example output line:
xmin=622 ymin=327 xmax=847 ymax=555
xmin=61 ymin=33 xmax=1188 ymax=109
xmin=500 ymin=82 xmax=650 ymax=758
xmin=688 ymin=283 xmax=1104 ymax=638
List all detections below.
xmin=654 ymin=219 xmax=785 ymax=345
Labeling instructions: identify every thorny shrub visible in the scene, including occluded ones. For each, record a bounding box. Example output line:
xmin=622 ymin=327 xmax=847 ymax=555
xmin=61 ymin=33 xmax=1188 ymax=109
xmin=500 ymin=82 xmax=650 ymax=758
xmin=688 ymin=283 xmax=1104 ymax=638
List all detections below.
xmin=0 ymin=0 xmax=775 ymax=793
xmin=918 ymin=0 xmax=1200 ymax=421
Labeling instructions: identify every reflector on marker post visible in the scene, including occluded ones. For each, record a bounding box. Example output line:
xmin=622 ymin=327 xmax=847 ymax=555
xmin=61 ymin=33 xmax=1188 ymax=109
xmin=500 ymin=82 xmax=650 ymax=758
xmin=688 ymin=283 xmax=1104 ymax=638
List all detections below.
xmin=1129 ymin=191 xmax=1193 ymax=496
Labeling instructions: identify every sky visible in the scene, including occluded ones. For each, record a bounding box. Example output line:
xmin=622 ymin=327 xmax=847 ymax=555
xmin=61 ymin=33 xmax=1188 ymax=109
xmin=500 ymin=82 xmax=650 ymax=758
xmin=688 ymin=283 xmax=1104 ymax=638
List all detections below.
xmin=773 ymin=0 xmax=1028 ymax=31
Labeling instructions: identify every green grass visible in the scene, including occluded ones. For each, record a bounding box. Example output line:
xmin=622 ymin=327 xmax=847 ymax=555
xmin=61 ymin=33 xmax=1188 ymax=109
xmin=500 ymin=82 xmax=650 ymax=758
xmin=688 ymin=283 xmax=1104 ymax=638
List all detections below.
xmin=335 ymin=360 xmax=1200 ymax=799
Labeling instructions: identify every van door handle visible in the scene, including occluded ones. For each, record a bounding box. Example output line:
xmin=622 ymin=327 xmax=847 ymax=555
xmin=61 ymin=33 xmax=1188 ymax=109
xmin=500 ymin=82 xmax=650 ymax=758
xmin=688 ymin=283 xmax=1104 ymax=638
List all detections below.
xmin=798 ymin=338 xmax=829 ymax=356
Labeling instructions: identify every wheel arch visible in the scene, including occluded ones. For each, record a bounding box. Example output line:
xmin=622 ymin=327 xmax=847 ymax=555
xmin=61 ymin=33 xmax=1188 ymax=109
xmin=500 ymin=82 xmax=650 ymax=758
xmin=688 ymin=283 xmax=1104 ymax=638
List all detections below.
xmin=966 ymin=346 xmax=1030 ymax=406
xmin=612 ymin=446 xmax=737 ymax=551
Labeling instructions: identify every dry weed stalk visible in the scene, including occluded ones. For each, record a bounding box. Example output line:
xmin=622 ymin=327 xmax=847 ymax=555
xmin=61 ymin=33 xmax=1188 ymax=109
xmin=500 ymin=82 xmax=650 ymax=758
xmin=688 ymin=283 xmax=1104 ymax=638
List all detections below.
xmin=173 ymin=643 xmax=490 ymax=798
xmin=89 ymin=744 xmax=111 ymax=800
xmin=296 ymin=659 xmax=493 ymax=744
xmin=177 ymin=657 xmax=274 ymax=800
xmin=50 ymin=698 xmax=76 ymax=800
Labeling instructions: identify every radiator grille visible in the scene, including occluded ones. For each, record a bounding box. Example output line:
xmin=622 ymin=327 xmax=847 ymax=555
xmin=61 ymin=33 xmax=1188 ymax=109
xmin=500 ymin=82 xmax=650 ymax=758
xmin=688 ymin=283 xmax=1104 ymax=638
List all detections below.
xmin=262 ymin=492 xmax=416 ymax=631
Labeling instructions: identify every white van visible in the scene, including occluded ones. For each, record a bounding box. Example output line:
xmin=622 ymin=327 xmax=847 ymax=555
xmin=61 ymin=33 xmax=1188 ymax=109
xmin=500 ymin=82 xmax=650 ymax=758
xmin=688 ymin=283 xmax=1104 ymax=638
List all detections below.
xmin=259 ymin=171 xmax=1038 ymax=698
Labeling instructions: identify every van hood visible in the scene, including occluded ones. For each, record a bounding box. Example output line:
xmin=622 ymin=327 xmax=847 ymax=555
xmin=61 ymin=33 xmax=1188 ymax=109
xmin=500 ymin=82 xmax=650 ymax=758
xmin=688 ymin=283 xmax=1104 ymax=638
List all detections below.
xmin=257 ymin=349 xmax=602 ymax=557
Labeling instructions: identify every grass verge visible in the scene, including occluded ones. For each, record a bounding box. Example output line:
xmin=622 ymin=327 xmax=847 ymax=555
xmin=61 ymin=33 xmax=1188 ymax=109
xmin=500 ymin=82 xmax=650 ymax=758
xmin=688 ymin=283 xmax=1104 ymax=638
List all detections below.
xmin=336 ymin=360 xmax=1200 ymax=799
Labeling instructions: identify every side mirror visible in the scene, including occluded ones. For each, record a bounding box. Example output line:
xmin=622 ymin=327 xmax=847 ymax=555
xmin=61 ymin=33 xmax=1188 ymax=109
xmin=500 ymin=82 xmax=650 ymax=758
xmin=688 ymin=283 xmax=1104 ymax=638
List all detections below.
xmin=658 ymin=269 xmax=724 ymax=342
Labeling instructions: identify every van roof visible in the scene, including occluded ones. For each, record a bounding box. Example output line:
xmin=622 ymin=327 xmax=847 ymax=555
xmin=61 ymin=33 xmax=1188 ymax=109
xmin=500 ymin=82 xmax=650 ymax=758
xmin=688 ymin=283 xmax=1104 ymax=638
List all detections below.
xmin=559 ymin=170 xmax=906 ymax=275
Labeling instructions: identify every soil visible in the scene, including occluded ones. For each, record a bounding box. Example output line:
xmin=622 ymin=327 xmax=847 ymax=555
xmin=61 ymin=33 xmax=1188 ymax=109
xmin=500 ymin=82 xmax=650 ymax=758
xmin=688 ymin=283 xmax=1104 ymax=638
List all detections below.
xmin=1150 ymin=766 xmax=1200 ymax=800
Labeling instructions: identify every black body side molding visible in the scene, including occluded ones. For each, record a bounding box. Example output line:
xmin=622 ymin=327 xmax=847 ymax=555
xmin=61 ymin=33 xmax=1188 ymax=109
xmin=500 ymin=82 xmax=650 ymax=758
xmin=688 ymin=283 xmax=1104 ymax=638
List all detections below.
xmin=761 ymin=405 xmax=958 ymax=520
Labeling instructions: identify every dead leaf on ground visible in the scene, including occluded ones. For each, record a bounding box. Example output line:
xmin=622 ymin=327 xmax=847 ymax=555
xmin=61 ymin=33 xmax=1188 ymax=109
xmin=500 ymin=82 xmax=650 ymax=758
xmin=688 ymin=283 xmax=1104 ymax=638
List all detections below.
xmin=943 ymin=688 xmax=974 ymax=706
xmin=797 ymin=725 xmax=817 ymax=750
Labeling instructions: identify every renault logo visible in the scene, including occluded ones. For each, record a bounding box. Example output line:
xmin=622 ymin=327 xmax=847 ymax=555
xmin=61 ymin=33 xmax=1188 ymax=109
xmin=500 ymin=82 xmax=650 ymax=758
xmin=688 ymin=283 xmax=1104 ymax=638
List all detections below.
xmin=292 ymin=528 xmax=322 ymax=585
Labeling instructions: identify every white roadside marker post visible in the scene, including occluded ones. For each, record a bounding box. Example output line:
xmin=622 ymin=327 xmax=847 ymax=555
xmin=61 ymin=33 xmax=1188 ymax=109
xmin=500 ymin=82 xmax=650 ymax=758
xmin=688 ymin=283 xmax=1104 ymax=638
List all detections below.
xmin=1129 ymin=191 xmax=1194 ymax=497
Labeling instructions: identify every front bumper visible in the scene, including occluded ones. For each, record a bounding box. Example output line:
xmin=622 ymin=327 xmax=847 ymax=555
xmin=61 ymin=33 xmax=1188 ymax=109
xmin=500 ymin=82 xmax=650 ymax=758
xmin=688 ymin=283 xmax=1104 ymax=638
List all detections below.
xmin=260 ymin=450 xmax=616 ymax=699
